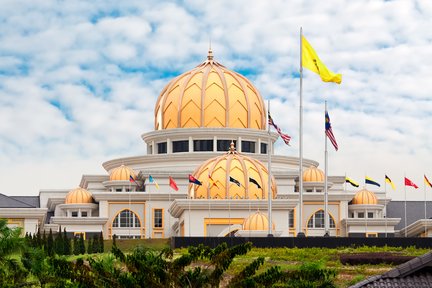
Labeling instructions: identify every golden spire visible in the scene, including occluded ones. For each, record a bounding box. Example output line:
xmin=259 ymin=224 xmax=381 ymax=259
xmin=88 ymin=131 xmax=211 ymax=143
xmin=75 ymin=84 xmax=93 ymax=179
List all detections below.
xmin=207 ymin=39 xmax=213 ymax=60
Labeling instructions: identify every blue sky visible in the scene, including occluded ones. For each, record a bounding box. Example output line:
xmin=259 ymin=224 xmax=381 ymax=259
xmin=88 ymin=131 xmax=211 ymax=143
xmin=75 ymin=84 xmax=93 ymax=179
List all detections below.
xmin=1 ymin=0 xmax=432 ymax=200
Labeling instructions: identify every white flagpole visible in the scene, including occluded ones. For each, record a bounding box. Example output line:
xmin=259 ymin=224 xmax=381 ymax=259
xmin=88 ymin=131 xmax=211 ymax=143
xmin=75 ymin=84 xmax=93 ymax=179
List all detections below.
xmin=128 ymin=180 xmax=131 ymax=238
xmin=189 ymin=185 xmax=192 ymax=237
xmin=424 ymin=176 xmax=427 ymax=237
xmin=298 ymin=27 xmax=305 ymax=237
xmin=324 ymin=101 xmax=329 ymax=236
xmin=344 ymin=172 xmax=347 ymax=237
xmin=404 ymin=174 xmax=407 ymax=237
xmin=148 ymin=177 xmax=152 ymax=239
xmin=267 ymin=100 xmax=273 ymax=237
xmin=384 ymin=177 xmax=388 ymax=238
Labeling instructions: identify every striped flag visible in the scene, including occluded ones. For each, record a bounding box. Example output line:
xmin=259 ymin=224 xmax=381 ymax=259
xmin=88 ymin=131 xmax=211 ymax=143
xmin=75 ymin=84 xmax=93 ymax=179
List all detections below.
xmin=325 ymin=111 xmax=338 ymax=151
xmin=425 ymin=175 xmax=432 ymax=188
xmin=385 ymin=175 xmax=396 ymax=191
xmin=268 ymin=112 xmax=291 ymax=145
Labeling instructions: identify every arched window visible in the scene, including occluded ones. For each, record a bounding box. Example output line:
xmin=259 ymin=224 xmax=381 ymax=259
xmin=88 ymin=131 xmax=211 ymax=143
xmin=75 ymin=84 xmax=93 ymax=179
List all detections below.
xmin=112 ymin=209 xmax=141 ymax=228
xmin=307 ymin=210 xmax=336 ymax=228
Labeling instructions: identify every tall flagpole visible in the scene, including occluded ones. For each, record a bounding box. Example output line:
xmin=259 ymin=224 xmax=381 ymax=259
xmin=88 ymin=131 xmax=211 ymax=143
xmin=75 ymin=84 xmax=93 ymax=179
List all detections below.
xmin=384 ymin=178 xmax=388 ymax=238
xmin=298 ymin=27 xmax=305 ymax=237
xmin=324 ymin=101 xmax=329 ymax=236
xmin=404 ymin=173 xmax=407 ymax=237
xmin=424 ymin=176 xmax=427 ymax=237
xmin=267 ymin=100 xmax=273 ymax=237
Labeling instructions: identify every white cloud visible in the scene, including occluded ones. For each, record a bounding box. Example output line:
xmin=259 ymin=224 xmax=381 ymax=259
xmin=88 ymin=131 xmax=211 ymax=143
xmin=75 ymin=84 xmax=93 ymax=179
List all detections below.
xmin=0 ymin=0 xmax=431 ymax=200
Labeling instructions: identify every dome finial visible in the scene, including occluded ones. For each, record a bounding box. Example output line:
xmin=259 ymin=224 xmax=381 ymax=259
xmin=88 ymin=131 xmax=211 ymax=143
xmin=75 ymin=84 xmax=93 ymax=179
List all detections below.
xmin=207 ymin=38 xmax=214 ymax=60
xmin=229 ymin=141 xmax=236 ymax=153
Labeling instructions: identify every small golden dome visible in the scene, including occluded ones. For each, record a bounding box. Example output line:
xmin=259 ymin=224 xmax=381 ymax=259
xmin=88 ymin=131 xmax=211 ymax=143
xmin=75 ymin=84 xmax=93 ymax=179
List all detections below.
xmin=303 ymin=166 xmax=325 ymax=182
xmin=189 ymin=143 xmax=276 ymax=200
xmin=154 ymin=51 xmax=266 ymax=130
xmin=65 ymin=187 xmax=93 ymax=204
xmin=243 ymin=211 xmax=275 ymax=231
xmin=110 ymin=165 xmax=137 ymax=181
xmin=351 ymin=188 xmax=378 ymax=205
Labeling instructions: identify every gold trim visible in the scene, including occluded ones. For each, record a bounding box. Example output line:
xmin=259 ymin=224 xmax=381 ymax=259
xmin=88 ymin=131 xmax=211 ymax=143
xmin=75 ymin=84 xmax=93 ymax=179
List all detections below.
xmin=203 ymin=218 xmax=244 ymax=236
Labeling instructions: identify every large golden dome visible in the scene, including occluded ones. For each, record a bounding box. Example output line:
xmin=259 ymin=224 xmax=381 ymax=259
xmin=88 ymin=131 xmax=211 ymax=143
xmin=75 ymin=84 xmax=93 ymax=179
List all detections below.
xmin=155 ymin=50 xmax=266 ymax=130
xmin=243 ymin=211 xmax=275 ymax=231
xmin=189 ymin=143 xmax=276 ymax=199
xmin=110 ymin=165 xmax=137 ymax=181
xmin=351 ymin=188 xmax=378 ymax=205
xmin=65 ymin=187 xmax=93 ymax=204
xmin=303 ymin=166 xmax=325 ymax=182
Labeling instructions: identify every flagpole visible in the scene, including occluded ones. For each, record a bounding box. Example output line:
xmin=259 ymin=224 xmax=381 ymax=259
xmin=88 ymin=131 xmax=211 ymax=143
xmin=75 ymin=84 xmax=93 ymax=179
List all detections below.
xmin=129 ymin=180 xmax=131 ymax=238
xmin=404 ymin=174 xmax=407 ymax=238
xmin=298 ymin=27 xmax=305 ymax=237
xmin=267 ymin=100 xmax=273 ymax=237
xmin=384 ymin=177 xmax=387 ymax=238
xmin=324 ymin=101 xmax=329 ymax=237
xmin=344 ymin=172 xmax=347 ymax=237
xmin=189 ymin=186 xmax=192 ymax=237
xmin=424 ymin=176 xmax=427 ymax=237
xmin=148 ymin=177 xmax=152 ymax=239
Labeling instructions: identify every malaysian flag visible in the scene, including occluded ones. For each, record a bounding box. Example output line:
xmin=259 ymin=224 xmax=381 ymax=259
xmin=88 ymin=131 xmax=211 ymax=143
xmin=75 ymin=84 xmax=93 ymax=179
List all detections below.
xmin=325 ymin=111 xmax=338 ymax=151
xmin=268 ymin=113 xmax=291 ymax=145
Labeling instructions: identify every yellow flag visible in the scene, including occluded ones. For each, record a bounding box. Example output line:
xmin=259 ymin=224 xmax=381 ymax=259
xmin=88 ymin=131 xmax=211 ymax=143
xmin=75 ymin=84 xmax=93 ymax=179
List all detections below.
xmin=302 ymin=35 xmax=342 ymax=84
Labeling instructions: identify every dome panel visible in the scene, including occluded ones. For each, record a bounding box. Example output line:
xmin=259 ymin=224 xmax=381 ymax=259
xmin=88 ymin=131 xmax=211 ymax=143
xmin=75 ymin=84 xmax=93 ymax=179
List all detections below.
xmin=65 ymin=187 xmax=93 ymax=204
xmin=110 ymin=165 xmax=137 ymax=181
xmin=154 ymin=52 xmax=266 ymax=130
xmin=352 ymin=189 xmax=378 ymax=205
xmin=303 ymin=166 xmax=325 ymax=182
xmin=243 ymin=211 xmax=275 ymax=231
xmin=189 ymin=143 xmax=276 ymax=200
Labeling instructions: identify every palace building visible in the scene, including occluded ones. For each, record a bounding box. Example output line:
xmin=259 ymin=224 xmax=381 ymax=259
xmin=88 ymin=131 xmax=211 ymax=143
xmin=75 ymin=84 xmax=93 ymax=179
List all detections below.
xmin=2 ymin=50 xmax=431 ymax=239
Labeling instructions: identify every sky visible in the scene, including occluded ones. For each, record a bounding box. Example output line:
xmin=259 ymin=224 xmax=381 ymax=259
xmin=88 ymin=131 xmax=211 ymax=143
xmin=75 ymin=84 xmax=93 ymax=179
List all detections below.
xmin=1 ymin=0 xmax=431 ymax=200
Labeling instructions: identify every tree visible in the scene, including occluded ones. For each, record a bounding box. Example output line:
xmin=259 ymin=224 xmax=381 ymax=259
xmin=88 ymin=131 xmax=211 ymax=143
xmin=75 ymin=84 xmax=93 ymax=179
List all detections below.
xmin=46 ymin=229 xmax=54 ymax=256
xmin=87 ymin=237 xmax=93 ymax=254
xmin=73 ymin=236 xmax=80 ymax=255
xmin=99 ymin=231 xmax=104 ymax=253
xmin=54 ymin=228 xmax=63 ymax=255
xmin=78 ymin=236 xmax=85 ymax=255
xmin=63 ymin=228 xmax=71 ymax=255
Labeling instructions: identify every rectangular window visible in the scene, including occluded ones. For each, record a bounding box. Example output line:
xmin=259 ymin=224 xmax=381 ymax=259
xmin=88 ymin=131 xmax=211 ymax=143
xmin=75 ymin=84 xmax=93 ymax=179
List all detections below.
xmin=358 ymin=212 xmax=365 ymax=218
xmin=260 ymin=143 xmax=267 ymax=154
xmin=193 ymin=140 xmax=213 ymax=151
xmin=154 ymin=209 xmax=163 ymax=228
xmin=72 ymin=211 xmax=78 ymax=217
xmin=81 ymin=211 xmax=87 ymax=217
xmin=157 ymin=142 xmax=167 ymax=154
xmin=368 ymin=212 xmax=374 ymax=218
xmin=116 ymin=188 xmax=122 ymax=192
xmin=172 ymin=140 xmax=189 ymax=153
xmin=217 ymin=140 xmax=236 ymax=151
xmin=241 ymin=140 xmax=255 ymax=153
xmin=366 ymin=233 xmax=378 ymax=238
xmin=289 ymin=210 xmax=294 ymax=228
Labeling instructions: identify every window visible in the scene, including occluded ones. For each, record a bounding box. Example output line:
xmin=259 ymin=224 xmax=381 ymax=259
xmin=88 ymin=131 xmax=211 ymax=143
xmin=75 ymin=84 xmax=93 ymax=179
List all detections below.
xmin=368 ymin=212 xmax=374 ymax=218
xmin=217 ymin=140 xmax=236 ymax=151
xmin=241 ymin=141 xmax=255 ymax=153
xmin=157 ymin=142 xmax=167 ymax=154
xmin=193 ymin=140 xmax=213 ymax=151
xmin=154 ymin=209 xmax=163 ymax=228
xmin=306 ymin=189 xmax=313 ymax=192
xmin=72 ymin=211 xmax=78 ymax=217
xmin=366 ymin=233 xmax=378 ymax=238
xmin=112 ymin=210 xmax=141 ymax=228
xmin=307 ymin=210 xmax=336 ymax=228
xmin=81 ymin=211 xmax=87 ymax=217
xmin=288 ymin=210 xmax=294 ymax=228
xmin=358 ymin=212 xmax=365 ymax=218
xmin=117 ymin=235 xmax=141 ymax=239
xmin=172 ymin=140 xmax=189 ymax=153
xmin=260 ymin=143 xmax=267 ymax=154
xmin=116 ymin=188 xmax=122 ymax=192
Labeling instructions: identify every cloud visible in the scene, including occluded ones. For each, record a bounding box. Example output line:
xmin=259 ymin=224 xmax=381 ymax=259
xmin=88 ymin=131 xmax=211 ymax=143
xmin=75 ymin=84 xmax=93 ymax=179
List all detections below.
xmin=0 ymin=0 xmax=431 ymax=201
